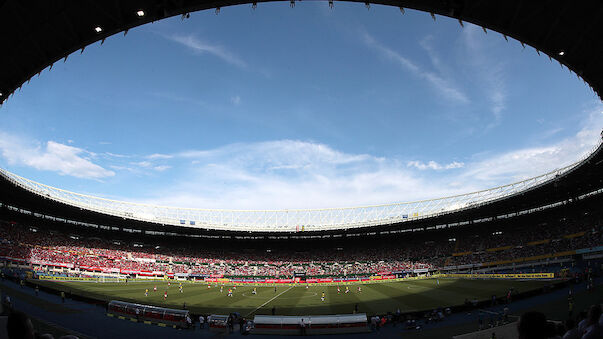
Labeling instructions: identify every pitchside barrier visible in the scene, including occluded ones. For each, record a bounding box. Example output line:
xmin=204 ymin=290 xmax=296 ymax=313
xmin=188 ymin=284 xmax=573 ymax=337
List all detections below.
xmin=252 ymin=314 xmax=369 ymax=335
xmin=38 ymin=276 xmax=129 ymax=282
xmin=39 ymin=276 xmax=98 ymax=282
xmin=202 ymin=275 xmax=436 ymax=286
xmin=37 ymin=276 xmax=166 ymax=282
xmin=107 ymin=300 xmax=190 ymax=328
xmin=439 ymin=273 xmax=555 ymax=279
xmin=36 ymin=274 xmax=424 ymax=285
xmin=35 ymin=272 xmax=554 ymax=285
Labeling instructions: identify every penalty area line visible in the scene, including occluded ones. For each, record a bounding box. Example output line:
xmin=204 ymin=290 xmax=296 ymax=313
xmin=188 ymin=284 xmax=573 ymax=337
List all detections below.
xmin=246 ymin=286 xmax=294 ymax=317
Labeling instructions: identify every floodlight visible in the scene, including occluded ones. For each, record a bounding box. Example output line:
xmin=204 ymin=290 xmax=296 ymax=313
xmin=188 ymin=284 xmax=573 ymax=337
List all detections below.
xmin=94 ymin=26 xmax=102 ymax=33
xmin=558 ymin=51 xmax=565 ymax=56
xmin=136 ymin=10 xmax=145 ymax=17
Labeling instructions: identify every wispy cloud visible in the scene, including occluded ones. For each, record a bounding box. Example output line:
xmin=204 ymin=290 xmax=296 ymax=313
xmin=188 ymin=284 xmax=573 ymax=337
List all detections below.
xmin=462 ymin=25 xmax=507 ymax=129
xmin=230 ymin=95 xmax=241 ymax=105
xmin=153 ymin=165 xmax=171 ymax=172
xmin=460 ymin=106 xmax=603 ymax=185
xmin=407 ymin=160 xmax=464 ymax=170
xmin=360 ymin=30 xmax=469 ymax=104
xmin=146 ymin=153 xmax=174 ymax=160
xmin=138 ymin=141 xmax=441 ymax=209
xmin=126 ymin=160 xmax=172 ymax=173
xmin=103 ymin=152 xmax=130 ymax=159
xmin=0 ymin=132 xmax=114 ymax=179
xmin=167 ymin=34 xmax=247 ymax=69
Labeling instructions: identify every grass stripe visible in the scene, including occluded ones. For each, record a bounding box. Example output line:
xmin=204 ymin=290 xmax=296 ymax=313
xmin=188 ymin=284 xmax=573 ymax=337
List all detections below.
xmin=246 ymin=285 xmax=294 ymax=317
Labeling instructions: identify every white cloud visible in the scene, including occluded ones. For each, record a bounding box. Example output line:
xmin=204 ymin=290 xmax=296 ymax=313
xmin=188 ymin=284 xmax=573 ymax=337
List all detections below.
xmin=136 ymin=140 xmax=443 ymax=209
xmin=133 ymin=140 xmax=471 ymax=209
xmin=360 ymin=30 xmax=469 ymax=104
xmin=0 ymin=133 xmax=114 ymax=179
xmin=146 ymin=153 xmax=174 ymax=160
xmin=407 ymin=160 xmax=464 ymax=170
xmin=137 ymin=107 xmax=602 ymax=209
xmin=103 ymin=152 xmax=130 ymax=159
xmin=4 ymin=109 xmax=598 ymax=209
xmin=129 ymin=160 xmax=171 ymax=173
xmin=461 ymin=106 xmax=603 ymax=185
xmin=153 ymin=165 xmax=171 ymax=172
xmin=132 ymin=161 xmax=152 ymax=168
xmin=462 ymin=25 xmax=507 ymax=128
xmin=167 ymin=34 xmax=247 ymax=69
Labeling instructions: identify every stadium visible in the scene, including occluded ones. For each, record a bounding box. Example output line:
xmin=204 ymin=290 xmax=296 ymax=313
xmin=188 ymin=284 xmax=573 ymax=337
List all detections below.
xmin=1 ymin=1 xmax=603 ymax=339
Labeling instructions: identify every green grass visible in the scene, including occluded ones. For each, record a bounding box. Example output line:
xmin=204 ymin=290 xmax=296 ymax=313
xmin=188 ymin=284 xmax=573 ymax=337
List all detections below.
xmin=33 ymin=278 xmax=554 ymax=316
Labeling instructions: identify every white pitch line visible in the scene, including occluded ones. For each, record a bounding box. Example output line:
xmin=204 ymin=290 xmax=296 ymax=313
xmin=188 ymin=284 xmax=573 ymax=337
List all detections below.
xmin=246 ymin=286 xmax=294 ymax=317
xmin=479 ymin=309 xmax=519 ymax=318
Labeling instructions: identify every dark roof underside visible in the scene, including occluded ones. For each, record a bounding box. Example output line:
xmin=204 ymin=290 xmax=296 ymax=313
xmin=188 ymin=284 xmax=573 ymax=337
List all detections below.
xmin=1 ymin=0 xmax=603 ymax=104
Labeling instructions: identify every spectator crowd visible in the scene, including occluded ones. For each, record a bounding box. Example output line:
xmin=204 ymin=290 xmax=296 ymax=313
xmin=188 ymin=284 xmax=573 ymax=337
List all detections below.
xmin=0 ymin=217 xmax=600 ymax=278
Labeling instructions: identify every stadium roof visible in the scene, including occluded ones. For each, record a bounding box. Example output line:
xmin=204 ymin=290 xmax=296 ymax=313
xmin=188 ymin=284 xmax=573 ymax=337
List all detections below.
xmin=1 ymin=0 xmax=602 ymax=105
xmin=1 ymin=139 xmax=602 ymax=234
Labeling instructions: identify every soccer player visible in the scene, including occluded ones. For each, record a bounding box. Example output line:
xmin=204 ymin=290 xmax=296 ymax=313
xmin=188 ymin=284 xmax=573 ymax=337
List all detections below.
xmin=153 ymin=285 xmax=157 ymax=292
xmin=220 ymin=286 xmax=224 ymax=293
xmin=252 ymin=287 xmax=257 ymax=295
xmin=164 ymin=291 xmax=168 ymax=300
xmin=168 ymin=281 xmax=171 ymax=287
xmin=179 ymin=285 xmax=183 ymax=293
xmin=345 ymin=286 xmax=350 ymax=294
xmin=228 ymin=288 xmax=233 ymax=297
xmin=337 ymin=286 xmax=341 ymax=294
xmin=145 ymin=288 xmax=148 ymax=297
xmin=357 ymin=286 xmax=362 ymax=293
xmin=207 ymin=284 xmax=211 ymax=289
xmin=321 ymin=292 xmax=325 ymax=302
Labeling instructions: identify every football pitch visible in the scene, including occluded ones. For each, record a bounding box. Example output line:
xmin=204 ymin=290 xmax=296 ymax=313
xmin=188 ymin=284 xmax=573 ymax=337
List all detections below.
xmin=34 ymin=278 xmax=554 ymax=316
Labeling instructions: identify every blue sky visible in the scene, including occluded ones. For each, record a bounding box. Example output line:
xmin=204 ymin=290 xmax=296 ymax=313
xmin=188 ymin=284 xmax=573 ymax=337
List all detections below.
xmin=0 ymin=2 xmax=601 ymax=209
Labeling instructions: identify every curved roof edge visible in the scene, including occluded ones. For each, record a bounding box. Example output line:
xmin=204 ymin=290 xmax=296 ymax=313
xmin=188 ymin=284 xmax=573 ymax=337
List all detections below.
xmin=1 ymin=138 xmax=601 ymax=232
xmin=1 ymin=1 xmax=602 ymax=104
